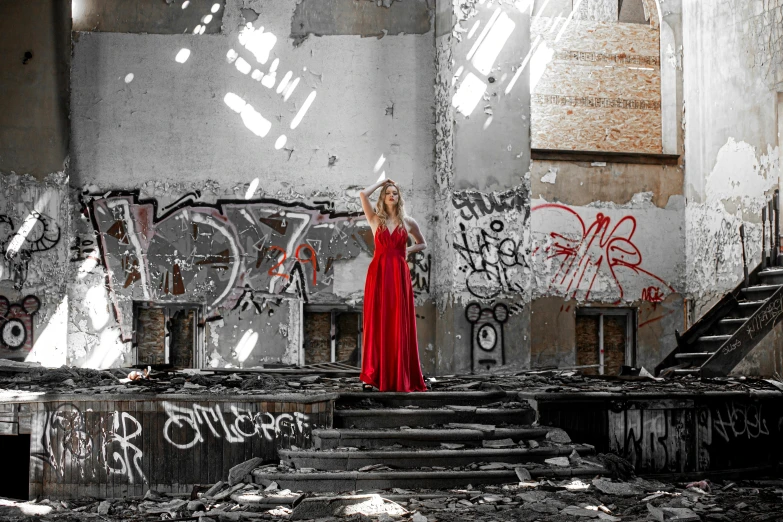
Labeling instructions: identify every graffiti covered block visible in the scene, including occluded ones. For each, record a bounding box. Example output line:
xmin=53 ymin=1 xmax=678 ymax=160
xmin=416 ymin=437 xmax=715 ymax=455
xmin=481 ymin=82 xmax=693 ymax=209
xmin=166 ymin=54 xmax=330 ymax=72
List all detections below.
xmin=0 ymin=295 xmax=40 ymax=359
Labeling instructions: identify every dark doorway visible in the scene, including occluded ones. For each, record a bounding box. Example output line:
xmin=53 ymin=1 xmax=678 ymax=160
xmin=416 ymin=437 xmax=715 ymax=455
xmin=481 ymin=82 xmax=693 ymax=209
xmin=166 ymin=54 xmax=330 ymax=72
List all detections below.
xmin=0 ymin=434 xmax=30 ymax=500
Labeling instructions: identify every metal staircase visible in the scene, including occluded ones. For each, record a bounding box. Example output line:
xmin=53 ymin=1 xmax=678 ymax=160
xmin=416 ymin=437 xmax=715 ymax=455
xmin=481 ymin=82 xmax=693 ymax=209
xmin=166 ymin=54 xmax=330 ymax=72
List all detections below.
xmin=656 ymin=191 xmax=783 ymax=377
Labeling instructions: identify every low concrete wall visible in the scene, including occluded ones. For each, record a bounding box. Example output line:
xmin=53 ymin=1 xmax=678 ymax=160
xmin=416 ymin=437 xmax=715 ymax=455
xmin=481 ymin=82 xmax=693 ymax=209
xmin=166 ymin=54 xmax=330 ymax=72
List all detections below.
xmin=1 ymin=393 xmax=334 ymax=499
xmin=522 ymin=390 xmax=783 ymax=476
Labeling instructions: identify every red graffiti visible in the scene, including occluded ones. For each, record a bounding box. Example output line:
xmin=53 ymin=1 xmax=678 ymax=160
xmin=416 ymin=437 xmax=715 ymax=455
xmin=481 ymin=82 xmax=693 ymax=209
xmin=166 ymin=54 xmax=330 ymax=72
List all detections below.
xmin=641 ymin=286 xmax=665 ymax=303
xmin=533 ymin=204 xmax=675 ymax=303
xmin=260 ymin=244 xmax=319 ymax=286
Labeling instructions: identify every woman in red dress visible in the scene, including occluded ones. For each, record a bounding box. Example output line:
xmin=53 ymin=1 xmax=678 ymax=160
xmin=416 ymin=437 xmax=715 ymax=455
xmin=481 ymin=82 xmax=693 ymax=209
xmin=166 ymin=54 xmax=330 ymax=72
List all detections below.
xmin=358 ymin=178 xmax=428 ymax=392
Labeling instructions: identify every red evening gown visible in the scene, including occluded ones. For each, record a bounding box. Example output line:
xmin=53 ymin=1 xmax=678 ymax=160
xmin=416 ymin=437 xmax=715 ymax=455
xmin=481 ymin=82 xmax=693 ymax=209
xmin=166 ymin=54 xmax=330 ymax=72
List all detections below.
xmin=360 ymin=225 xmax=427 ymax=392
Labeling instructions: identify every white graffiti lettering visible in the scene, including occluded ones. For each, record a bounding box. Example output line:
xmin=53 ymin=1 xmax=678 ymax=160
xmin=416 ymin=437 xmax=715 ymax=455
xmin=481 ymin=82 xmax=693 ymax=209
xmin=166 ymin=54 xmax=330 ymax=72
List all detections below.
xmin=713 ymin=402 xmax=770 ymax=443
xmin=162 ymin=402 xmax=309 ymax=449
xmin=104 ymin=412 xmax=146 ymax=484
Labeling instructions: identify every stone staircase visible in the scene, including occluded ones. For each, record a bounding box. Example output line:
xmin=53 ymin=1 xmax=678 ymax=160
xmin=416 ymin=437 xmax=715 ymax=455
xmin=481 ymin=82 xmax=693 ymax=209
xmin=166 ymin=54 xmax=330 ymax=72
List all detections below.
xmin=251 ymin=391 xmax=605 ymax=492
xmin=656 ymin=266 xmax=783 ymax=378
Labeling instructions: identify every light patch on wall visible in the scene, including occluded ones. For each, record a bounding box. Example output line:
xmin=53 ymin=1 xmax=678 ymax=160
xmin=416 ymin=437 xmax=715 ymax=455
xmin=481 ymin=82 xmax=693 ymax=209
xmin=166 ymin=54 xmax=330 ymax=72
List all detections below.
xmin=374 ymin=154 xmax=387 ymax=173
xmin=235 ymin=57 xmax=251 ymax=74
xmin=211 ymin=3 xmax=221 ymax=13
xmin=283 ymin=78 xmax=300 ymax=101
xmin=529 ymin=41 xmax=554 ymax=92
xmin=505 ymin=35 xmax=539 ymax=95
xmin=85 ymin=285 xmax=111 ymax=330
xmin=275 ymin=135 xmax=287 ymax=149
xmin=706 ymin=138 xmax=780 ymax=214
xmin=471 ymin=11 xmax=516 ymax=75
xmin=6 ymin=192 xmax=52 ymax=258
xmin=452 ymin=73 xmax=486 ymax=116
xmin=291 ymin=91 xmax=317 ymax=129
xmin=235 ymin=329 xmax=259 ymax=363
xmin=245 ymin=178 xmax=260 ymax=199
xmin=124 ymin=73 xmax=134 ymax=83
xmin=182 ymin=1 xmax=190 ymax=8
xmin=540 ymin=167 xmax=557 ymax=184
xmin=175 ymin=49 xmax=191 ymax=63
xmin=83 ymin=328 xmax=126 ymax=369
xmin=27 ymin=297 xmax=67 ymax=367
xmin=238 ymin=24 xmax=277 ymax=65
xmin=332 ymin=253 xmax=373 ymax=297
xmin=224 ymin=93 xmax=272 ymax=137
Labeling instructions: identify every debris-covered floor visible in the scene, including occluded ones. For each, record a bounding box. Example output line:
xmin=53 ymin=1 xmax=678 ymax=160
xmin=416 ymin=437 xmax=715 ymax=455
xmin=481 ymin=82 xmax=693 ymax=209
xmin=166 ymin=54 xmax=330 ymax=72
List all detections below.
xmin=2 ymin=360 xmax=782 ymax=397
xmin=2 ymin=476 xmax=783 ymax=521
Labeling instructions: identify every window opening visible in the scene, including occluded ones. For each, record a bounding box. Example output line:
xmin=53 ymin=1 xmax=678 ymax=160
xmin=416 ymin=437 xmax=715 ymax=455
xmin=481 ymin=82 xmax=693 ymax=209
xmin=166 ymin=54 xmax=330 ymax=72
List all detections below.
xmin=134 ymin=303 xmax=200 ymax=368
xmin=575 ymin=307 xmax=636 ymax=375
xmin=302 ymin=306 xmax=362 ymax=366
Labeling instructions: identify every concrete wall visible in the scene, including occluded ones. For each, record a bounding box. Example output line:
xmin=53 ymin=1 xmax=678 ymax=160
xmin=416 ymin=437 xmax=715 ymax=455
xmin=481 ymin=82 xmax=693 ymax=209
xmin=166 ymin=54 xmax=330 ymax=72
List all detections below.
xmin=68 ymin=0 xmax=436 ymax=368
xmin=0 ymin=1 xmax=71 ymax=367
xmin=682 ymin=0 xmax=782 ymax=375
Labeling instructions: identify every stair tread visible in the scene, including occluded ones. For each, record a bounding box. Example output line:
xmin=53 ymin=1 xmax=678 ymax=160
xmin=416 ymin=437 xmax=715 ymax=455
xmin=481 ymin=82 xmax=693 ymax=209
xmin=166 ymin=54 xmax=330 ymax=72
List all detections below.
xmin=314 ymin=427 xmax=546 ymax=438
xmin=252 ymin=467 xmax=606 ymax=480
xmin=738 ymin=300 xmax=767 ymax=306
xmin=338 ymin=391 xmax=505 ymax=399
xmin=718 ymin=318 xmax=746 ymax=324
xmin=336 ymin=408 xmax=527 ymax=415
xmin=697 ymin=335 xmax=732 ymax=341
xmin=760 ymin=268 xmax=783 ymax=275
xmin=742 ymin=284 xmax=783 ymax=291
xmin=280 ymin=446 xmax=593 ymax=458
xmin=674 ymin=352 xmax=715 ymax=359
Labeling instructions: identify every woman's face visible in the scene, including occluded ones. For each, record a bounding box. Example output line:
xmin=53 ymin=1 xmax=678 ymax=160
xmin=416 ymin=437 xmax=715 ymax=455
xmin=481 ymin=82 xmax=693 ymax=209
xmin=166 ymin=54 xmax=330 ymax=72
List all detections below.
xmin=384 ymin=185 xmax=399 ymax=208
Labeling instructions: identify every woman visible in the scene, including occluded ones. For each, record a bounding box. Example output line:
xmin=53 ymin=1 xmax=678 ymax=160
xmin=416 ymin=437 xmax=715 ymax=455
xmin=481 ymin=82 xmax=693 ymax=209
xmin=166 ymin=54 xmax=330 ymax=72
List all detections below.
xmin=358 ymin=178 xmax=428 ymax=392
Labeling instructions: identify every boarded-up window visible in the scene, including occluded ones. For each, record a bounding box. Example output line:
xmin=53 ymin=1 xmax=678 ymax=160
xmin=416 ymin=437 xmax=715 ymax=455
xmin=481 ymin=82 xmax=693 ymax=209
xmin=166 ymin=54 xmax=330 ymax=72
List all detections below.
xmin=135 ymin=304 xmax=199 ymax=367
xmin=530 ymin=0 xmax=661 ymax=153
xmin=303 ymin=309 xmax=362 ymax=365
xmin=576 ymin=308 xmax=635 ymax=376
xmin=303 ymin=312 xmax=331 ymax=365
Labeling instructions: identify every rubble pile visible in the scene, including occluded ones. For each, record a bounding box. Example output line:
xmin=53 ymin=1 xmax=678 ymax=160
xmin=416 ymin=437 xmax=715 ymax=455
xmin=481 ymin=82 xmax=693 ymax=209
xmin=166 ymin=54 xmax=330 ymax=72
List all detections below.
xmin=3 ymin=477 xmax=783 ymax=521
xmin=2 ymin=360 xmax=781 ymax=399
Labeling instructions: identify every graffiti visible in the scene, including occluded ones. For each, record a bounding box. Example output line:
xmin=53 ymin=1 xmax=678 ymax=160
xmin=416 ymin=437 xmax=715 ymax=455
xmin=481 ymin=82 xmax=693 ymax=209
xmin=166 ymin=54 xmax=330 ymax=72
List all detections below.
xmin=712 ymin=402 xmax=770 ymax=443
xmin=532 ymin=204 xmax=675 ymax=303
xmin=85 ymin=193 xmax=373 ymax=339
xmin=0 ymin=211 xmax=61 ymax=289
xmin=33 ymin=405 xmax=94 ymax=479
xmin=408 ymin=253 xmax=431 ymax=296
xmin=69 ymin=235 xmax=101 ymax=264
xmin=466 ymin=302 xmax=508 ymax=372
xmin=0 ymin=295 xmax=40 ymax=356
xmin=745 ymin=294 xmax=783 ymax=340
xmin=454 ymin=220 xmax=527 ymax=299
xmin=104 ymin=412 xmax=146 ymax=484
xmin=609 ymin=409 xmax=686 ymax=474
xmin=452 ymin=186 xmax=528 ymax=222
xmin=162 ymin=401 xmax=310 ymax=450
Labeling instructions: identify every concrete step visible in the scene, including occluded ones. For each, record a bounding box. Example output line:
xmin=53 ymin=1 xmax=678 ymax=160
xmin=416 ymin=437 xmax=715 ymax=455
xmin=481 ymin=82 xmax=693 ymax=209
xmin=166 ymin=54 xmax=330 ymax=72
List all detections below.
xmin=674 ymin=352 xmax=715 ymax=360
xmin=336 ymin=391 xmax=509 ymax=409
xmin=252 ymin=466 xmax=606 ymax=492
xmin=673 ymin=368 xmax=700 ymax=376
xmin=759 ymin=268 xmax=783 ymax=285
xmin=741 ymin=284 xmax=782 ymax=300
xmin=279 ymin=445 xmax=595 ymax=471
xmin=313 ymin=426 xmax=550 ymax=450
xmin=334 ymin=408 xmax=536 ymax=429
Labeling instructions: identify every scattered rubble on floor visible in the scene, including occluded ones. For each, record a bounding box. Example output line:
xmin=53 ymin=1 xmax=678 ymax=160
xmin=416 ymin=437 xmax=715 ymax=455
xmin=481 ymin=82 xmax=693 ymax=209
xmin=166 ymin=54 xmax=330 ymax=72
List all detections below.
xmin=3 ymin=360 xmax=783 ymax=399
xmin=3 ymin=477 xmax=783 ymax=521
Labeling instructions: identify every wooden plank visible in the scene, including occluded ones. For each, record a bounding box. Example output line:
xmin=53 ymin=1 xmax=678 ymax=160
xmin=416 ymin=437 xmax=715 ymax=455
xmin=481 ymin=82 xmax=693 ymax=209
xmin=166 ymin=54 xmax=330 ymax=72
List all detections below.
xmin=29 ymin=402 xmax=43 ymax=500
xmin=142 ymin=399 xmax=152 ymax=494
xmin=531 ymin=148 xmax=680 ymax=165
xmin=83 ymin=400 xmax=98 ymax=499
xmin=99 ymin=401 xmax=109 ymax=501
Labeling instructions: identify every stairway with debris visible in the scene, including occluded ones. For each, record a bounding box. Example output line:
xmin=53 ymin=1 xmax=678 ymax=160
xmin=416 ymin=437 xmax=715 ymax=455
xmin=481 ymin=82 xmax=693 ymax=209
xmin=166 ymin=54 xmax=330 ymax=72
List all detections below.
xmin=657 ymin=192 xmax=783 ymax=377
xmin=252 ymin=391 xmax=606 ymax=492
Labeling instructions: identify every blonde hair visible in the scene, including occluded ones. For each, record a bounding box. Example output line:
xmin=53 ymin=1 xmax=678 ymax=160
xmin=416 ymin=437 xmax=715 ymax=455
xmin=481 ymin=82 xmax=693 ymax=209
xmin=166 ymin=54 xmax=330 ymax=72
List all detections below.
xmin=374 ymin=181 xmax=407 ymax=230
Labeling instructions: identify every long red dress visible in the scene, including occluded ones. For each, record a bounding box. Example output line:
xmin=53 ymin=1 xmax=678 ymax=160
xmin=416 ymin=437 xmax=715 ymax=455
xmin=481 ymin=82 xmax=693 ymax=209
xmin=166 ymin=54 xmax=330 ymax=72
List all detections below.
xmin=360 ymin=225 xmax=427 ymax=392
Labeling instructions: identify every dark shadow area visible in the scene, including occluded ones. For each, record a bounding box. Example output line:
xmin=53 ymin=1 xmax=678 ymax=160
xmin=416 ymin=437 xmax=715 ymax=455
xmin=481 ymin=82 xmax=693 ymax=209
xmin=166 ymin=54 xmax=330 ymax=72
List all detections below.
xmin=0 ymin=434 xmax=30 ymax=500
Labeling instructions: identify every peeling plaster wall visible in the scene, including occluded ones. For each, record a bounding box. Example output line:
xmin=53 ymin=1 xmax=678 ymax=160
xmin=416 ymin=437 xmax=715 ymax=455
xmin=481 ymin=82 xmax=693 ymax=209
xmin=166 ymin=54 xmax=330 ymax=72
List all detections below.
xmin=683 ymin=1 xmax=781 ymax=314
xmin=69 ymin=0 xmax=436 ymax=368
xmin=0 ymin=175 xmax=70 ymax=365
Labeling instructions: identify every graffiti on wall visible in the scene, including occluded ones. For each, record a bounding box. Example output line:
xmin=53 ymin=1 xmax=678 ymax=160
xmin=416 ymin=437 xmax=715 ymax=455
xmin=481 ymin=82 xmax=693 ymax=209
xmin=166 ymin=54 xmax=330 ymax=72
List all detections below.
xmin=466 ymin=302 xmax=508 ymax=373
xmin=452 ymin=187 xmax=529 ymax=300
xmin=33 ymin=402 xmax=315 ymax=486
xmin=85 ymin=193 xmax=374 ymax=339
xmin=162 ymin=401 xmax=310 ymax=449
xmin=532 ymin=203 xmax=675 ymax=303
xmin=0 ymin=295 xmax=40 ymax=356
xmin=0 ymin=212 xmax=61 ymax=289
xmin=408 ymin=252 xmax=431 ymax=296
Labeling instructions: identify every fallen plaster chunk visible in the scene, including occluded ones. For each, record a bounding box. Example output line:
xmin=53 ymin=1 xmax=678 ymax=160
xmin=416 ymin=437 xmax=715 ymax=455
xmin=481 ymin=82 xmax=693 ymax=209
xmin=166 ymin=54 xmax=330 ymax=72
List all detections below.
xmin=290 ymin=494 xmax=406 ymax=520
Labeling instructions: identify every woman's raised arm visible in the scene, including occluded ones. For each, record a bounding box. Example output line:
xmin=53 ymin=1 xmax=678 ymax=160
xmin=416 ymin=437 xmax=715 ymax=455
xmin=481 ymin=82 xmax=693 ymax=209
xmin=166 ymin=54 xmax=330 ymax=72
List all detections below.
xmin=359 ymin=179 xmax=388 ymax=228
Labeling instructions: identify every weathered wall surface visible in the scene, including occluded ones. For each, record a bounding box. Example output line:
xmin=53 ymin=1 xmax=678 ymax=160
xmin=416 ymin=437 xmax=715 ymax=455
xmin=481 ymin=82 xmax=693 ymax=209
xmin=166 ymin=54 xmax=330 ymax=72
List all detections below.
xmin=684 ymin=1 xmax=780 ymax=315
xmin=0 ymin=1 xmax=71 ymax=366
xmin=68 ymin=0 xmax=436 ymax=368
xmin=0 ymin=0 xmax=70 ymax=179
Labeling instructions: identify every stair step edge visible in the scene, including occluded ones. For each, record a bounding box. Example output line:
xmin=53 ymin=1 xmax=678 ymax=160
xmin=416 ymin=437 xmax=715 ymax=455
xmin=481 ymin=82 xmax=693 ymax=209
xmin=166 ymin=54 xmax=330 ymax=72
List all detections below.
xmin=280 ymin=446 xmax=594 ymax=459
